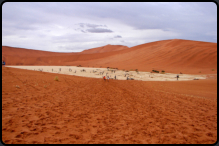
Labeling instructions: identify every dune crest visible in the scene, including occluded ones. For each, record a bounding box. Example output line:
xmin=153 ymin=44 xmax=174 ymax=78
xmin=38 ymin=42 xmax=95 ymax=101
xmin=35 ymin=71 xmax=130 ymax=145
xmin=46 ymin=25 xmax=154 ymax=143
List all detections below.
xmin=80 ymin=45 xmax=129 ymax=54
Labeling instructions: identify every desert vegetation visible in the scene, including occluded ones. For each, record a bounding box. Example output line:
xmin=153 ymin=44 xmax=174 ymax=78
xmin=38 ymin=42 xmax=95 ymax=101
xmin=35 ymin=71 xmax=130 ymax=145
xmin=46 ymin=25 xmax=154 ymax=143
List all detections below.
xmin=152 ymin=69 xmax=159 ymax=73
xmin=54 ymin=76 xmax=59 ymax=81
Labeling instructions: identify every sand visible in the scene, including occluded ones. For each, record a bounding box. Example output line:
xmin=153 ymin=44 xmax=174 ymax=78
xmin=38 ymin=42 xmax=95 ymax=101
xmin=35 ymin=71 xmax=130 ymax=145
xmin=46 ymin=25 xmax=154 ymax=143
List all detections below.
xmin=2 ymin=66 xmax=217 ymax=144
xmin=5 ymin=66 xmax=207 ymax=81
xmin=2 ymin=39 xmax=217 ymax=74
xmin=2 ymin=39 xmax=217 ymax=144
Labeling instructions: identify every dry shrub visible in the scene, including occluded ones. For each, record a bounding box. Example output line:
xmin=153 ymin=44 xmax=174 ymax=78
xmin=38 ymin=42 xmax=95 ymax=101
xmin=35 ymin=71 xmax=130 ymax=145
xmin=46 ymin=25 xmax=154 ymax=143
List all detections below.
xmin=54 ymin=76 xmax=59 ymax=81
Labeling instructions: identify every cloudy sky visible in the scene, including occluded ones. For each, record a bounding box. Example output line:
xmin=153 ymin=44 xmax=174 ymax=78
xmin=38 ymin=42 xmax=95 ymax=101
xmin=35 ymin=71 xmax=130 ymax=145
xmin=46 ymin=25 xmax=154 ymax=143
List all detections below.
xmin=2 ymin=2 xmax=217 ymax=52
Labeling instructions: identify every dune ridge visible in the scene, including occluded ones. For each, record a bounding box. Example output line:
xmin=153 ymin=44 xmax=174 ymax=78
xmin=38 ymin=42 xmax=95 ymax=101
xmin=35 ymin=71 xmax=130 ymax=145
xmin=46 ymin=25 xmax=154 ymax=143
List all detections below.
xmin=80 ymin=45 xmax=129 ymax=54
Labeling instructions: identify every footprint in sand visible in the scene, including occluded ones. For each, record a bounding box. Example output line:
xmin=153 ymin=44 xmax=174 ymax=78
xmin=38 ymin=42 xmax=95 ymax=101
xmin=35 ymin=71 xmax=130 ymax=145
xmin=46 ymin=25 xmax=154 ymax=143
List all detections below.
xmin=206 ymin=132 xmax=213 ymax=137
xmin=55 ymin=131 xmax=61 ymax=135
xmin=69 ymin=134 xmax=81 ymax=139
xmin=15 ymin=134 xmax=23 ymax=138
xmin=30 ymin=128 xmax=37 ymax=131
xmin=3 ymin=140 xmax=11 ymax=144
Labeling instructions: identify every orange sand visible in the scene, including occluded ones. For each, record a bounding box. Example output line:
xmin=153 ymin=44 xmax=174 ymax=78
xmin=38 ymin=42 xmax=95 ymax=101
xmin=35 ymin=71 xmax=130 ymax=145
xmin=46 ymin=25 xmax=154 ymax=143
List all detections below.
xmin=2 ymin=39 xmax=217 ymax=144
xmin=2 ymin=67 xmax=217 ymax=144
xmin=2 ymin=39 xmax=217 ymax=74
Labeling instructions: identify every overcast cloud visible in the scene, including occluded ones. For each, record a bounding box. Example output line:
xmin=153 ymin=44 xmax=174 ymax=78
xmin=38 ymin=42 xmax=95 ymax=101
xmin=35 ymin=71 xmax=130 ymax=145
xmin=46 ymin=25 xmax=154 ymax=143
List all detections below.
xmin=2 ymin=2 xmax=217 ymax=52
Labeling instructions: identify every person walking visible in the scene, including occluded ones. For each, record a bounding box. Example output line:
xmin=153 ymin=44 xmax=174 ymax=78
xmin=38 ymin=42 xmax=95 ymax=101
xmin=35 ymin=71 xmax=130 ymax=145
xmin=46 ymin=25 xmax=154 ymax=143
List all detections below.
xmin=107 ymin=76 xmax=110 ymax=82
xmin=103 ymin=76 xmax=106 ymax=81
xmin=2 ymin=60 xmax=5 ymax=66
xmin=176 ymin=74 xmax=179 ymax=80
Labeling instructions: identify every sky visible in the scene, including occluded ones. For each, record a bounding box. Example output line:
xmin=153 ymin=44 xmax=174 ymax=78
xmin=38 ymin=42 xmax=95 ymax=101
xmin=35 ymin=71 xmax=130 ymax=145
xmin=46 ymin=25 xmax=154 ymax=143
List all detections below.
xmin=2 ymin=2 xmax=217 ymax=52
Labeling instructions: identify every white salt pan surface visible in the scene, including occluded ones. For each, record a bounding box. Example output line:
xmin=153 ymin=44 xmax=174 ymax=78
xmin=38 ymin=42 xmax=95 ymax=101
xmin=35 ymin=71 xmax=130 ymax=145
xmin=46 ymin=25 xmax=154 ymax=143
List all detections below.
xmin=6 ymin=66 xmax=206 ymax=81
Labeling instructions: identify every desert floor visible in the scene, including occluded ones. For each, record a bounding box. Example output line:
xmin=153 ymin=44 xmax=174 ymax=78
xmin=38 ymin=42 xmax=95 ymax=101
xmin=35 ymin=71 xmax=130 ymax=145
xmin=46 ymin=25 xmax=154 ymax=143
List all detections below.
xmin=6 ymin=66 xmax=207 ymax=81
xmin=2 ymin=66 xmax=217 ymax=144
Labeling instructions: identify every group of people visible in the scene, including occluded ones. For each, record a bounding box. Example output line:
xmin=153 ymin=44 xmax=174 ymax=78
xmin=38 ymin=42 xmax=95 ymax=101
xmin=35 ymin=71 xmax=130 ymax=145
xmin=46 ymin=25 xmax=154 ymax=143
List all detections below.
xmin=103 ymin=76 xmax=109 ymax=81
xmin=103 ymin=75 xmax=116 ymax=81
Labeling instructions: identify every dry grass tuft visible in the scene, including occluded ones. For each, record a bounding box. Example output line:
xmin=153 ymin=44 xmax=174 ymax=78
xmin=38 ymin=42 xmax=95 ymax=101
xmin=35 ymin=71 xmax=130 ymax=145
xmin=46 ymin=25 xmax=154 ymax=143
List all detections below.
xmin=54 ymin=76 xmax=59 ymax=81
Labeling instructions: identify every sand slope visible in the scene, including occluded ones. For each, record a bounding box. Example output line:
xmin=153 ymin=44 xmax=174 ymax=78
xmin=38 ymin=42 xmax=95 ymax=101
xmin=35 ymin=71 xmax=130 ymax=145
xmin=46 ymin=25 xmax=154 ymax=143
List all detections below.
xmin=83 ymin=39 xmax=217 ymax=74
xmin=2 ymin=45 xmax=128 ymax=66
xmin=2 ymin=67 xmax=217 ymax=144
xmin=2 ymin=39 xmax=217 ymax=74
xmin=2 ymin=46 xmax=77 ymax=65
xmin=80 ymin=45 xmax=129 ymax=54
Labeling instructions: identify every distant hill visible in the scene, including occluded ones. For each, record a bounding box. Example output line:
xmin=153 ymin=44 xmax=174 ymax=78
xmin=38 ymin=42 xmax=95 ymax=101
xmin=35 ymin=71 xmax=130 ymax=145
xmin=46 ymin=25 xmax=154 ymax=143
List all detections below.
xmin=2 ymin=39 xmax=217 ymax=74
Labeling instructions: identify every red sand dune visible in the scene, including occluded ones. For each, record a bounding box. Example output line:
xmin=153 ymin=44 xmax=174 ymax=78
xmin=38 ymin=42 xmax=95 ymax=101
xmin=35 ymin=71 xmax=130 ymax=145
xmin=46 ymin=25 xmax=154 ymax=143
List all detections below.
xmin=2 ymin=67 xmax=217 ymax=144
xmin=2 ymin=39 xmax=217 ymax=74
xmin=82 ymin=39 xmax=217 ymax=74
